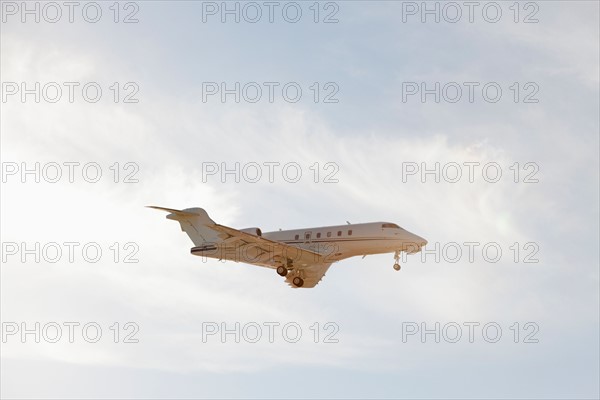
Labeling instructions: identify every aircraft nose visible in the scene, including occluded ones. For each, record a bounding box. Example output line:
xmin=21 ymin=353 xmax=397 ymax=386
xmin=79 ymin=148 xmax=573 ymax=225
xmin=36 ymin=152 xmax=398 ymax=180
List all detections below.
xmin=411 ymin=233 xmax=428 ymax=248
xmin=404 ymin=231 xmax=427 ymax=254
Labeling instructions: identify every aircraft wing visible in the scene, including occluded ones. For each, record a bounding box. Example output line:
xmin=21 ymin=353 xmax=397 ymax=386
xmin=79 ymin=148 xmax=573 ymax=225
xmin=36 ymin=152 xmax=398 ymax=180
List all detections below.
xmin=205 ymin=224 xmax=333 ymax=287
xmin=207 ymin=223 xmax=328 ymax=268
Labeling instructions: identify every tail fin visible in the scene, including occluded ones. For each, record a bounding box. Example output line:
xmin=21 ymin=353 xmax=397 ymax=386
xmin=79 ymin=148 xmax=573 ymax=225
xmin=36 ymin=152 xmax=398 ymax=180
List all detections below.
xmin=147 ymin=206 xmax=220 ymax=246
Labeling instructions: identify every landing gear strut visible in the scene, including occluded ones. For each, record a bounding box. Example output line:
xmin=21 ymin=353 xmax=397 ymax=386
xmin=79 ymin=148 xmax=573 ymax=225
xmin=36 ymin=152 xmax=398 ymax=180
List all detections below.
xmin=393 ymin=250 xmax=401 ymax=271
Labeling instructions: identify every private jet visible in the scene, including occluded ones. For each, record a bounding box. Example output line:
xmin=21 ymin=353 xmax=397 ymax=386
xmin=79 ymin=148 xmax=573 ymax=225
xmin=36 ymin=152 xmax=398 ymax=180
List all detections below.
xmin=149 ymin=206 xmax=427 ymax=288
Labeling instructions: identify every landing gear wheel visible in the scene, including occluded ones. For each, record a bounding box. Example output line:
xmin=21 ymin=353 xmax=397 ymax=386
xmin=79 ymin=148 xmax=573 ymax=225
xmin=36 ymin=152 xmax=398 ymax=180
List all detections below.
xmin=393 ymin=250 xmax=401 ymax=271
xmin=276 ymin=266 xmax=288 ymax=277
xmin=292 ymin=277 xmax=304 ymax=287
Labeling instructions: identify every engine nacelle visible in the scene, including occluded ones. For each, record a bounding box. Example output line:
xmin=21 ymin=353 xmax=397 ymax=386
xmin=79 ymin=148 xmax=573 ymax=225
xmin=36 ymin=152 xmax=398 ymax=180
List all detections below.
xmin=240 ymin=227 xmax=262 ymax=236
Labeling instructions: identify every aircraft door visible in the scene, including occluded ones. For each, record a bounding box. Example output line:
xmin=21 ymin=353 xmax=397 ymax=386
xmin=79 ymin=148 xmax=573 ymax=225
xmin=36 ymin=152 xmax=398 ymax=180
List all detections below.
xmin=303 ymin=231 xmax=312 ymax=246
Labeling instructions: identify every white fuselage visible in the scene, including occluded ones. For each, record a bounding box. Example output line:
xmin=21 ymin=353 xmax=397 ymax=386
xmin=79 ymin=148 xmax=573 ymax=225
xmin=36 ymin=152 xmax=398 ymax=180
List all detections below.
xmin=262 ymin=222 xmax=427 ymax=262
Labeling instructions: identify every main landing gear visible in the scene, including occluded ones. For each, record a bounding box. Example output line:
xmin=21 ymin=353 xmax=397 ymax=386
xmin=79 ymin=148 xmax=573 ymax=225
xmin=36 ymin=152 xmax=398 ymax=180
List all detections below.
xmin=276 ymin=265 xmax=288 ymax=276
xmin=276 ymin=265 xmax=304 ymax=287
xmin=393 ymin=250 xmax=401 ymax=271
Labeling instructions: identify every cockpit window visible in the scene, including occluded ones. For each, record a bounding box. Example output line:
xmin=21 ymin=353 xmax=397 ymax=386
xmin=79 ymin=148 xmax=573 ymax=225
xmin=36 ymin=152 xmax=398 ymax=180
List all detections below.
xmin=382 ymin=223 xmax=400 ymax=229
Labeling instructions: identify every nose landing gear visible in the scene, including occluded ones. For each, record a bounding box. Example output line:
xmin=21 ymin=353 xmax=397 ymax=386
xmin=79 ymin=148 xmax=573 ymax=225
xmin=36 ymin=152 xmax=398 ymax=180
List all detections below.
xmin=393 ymin=250 xmax=401 ymax=271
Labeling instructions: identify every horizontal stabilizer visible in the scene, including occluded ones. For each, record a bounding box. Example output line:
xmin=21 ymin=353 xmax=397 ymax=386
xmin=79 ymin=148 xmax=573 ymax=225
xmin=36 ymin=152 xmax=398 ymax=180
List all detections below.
xmin=147 ymin=206 xmax=215 ymax=224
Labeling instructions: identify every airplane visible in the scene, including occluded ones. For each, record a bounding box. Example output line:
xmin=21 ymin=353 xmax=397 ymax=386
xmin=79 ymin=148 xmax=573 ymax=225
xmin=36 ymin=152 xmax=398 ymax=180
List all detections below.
xmin=148 ymin=206 xmax=427 ymax=288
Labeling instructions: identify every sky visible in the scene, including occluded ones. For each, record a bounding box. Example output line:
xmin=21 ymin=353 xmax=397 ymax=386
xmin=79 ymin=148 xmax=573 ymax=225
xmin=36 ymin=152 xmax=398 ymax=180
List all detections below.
xmin=1 ymin=1 xmax=599 ymax=398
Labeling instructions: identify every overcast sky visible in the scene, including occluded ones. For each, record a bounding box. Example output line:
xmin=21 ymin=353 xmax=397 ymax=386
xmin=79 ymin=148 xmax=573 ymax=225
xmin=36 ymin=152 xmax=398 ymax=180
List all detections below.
xmin=1 ymin=1 xmax=599 ymax=399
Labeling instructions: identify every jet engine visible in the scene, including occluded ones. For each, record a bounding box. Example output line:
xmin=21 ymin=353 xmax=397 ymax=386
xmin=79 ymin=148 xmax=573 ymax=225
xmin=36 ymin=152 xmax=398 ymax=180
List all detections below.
xmin=240 ymin=227 xmax=262 ymax=236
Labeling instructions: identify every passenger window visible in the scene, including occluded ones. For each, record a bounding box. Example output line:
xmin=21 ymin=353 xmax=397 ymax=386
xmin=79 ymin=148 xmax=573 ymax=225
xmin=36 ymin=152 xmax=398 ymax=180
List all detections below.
xmin=316 ymin=233 xmax=321 ymax=238
xmin=295 ymin=234 xmax=299 ymax=240
xmin=337 ymin=231 xmax=342 ymax=236
xmin=348 ymin=230 xmax=352 ymax=235
xmin=327 ymin=232 xmax=331 ymax=238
